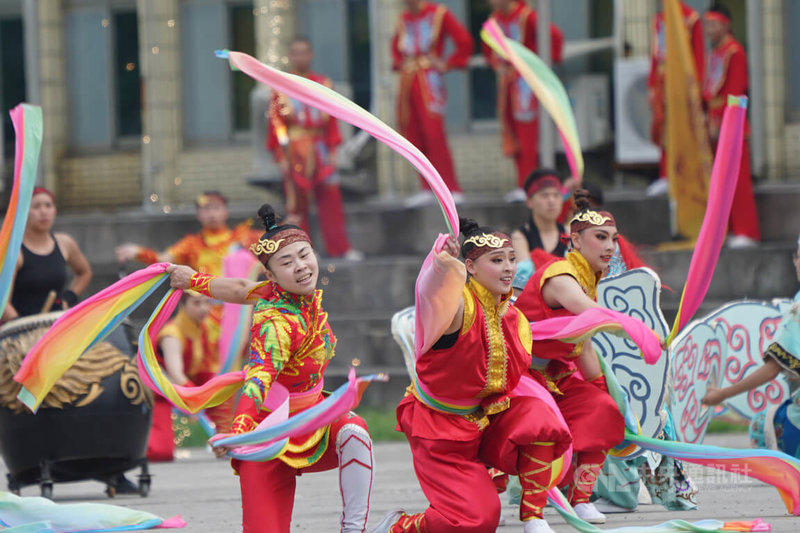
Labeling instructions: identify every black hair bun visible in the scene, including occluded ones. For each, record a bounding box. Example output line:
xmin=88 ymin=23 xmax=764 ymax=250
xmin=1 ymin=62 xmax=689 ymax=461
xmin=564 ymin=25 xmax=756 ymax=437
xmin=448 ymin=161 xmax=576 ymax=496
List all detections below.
xmin=257 ymin=204 xmax=277 ymax=231
xmin=459 ymin=217 xmax=481 ymax=238
xmin=573 ymin=188 xmax=592 ymax=212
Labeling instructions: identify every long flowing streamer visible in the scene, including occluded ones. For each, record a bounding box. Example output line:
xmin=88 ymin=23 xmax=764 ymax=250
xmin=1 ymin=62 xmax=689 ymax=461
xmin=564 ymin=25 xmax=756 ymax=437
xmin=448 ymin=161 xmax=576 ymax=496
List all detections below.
xmin=137 ymin=289 xmax=247 ymax=414
xmin=216 ymin=49 xmax=458 ymax=238
xmin=13 ymin=263 xmax=171 ymax=412
xmin=530 ymin=307 xmax=663 ymax=365
xmin=667 ymin=96 xmax=748 ymax=344
xmin=14 ymin=263 xmax=384 ymax=461
xmin=219 ymin=248 xmax=262 ymax=374
xmin=0 ymin=491 xmax=185 ymax=532
xmin=0 ymin=104 xmax=43 ymax=312
xmin=599 ymin=344 xmax=800 ymax=519
xmin=481 ymin=20 xmax=584 ymax=181
xmin=626 ymin=430 xmax=800 ymax=516
xmin=211 ymin=368 xmax=387 ymax=461
xmin=546 ymin=487 xmax=770 ymax=532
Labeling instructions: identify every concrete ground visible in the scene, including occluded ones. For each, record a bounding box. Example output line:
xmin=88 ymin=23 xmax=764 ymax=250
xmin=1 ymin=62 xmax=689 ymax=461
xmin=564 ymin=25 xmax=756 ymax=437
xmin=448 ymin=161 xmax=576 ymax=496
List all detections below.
xmin=3 ymin=433 xmax=796 ymax=532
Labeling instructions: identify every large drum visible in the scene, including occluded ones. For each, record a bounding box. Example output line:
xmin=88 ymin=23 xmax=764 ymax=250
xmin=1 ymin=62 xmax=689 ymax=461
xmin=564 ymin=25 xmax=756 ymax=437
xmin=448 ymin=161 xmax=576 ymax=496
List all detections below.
xmin=0 ymin=312 xmax=153 ymax=498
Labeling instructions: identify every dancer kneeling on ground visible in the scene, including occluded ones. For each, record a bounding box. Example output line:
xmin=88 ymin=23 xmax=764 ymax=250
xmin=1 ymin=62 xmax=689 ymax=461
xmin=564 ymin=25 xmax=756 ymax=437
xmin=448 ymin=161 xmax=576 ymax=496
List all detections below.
xmin=515 ymin=189 xmax=627 ymax=524
xmin=167 ymin=204 xmax=374 ymax=533
xmin=372 ymin=218 xmax=571 ymax=533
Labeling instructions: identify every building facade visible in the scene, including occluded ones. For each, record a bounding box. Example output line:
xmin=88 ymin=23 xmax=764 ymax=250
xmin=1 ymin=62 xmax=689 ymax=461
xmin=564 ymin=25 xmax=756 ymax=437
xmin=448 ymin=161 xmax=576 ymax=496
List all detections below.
xmin=0 ymin=0 xmax=797 ymax=211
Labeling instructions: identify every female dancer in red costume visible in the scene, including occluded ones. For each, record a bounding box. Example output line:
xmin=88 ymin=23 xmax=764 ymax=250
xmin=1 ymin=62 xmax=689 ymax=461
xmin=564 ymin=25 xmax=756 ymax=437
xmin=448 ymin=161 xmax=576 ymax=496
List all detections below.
xmin=372 ymin=218 xmax=571 ymax=533
xmin=167 ymin=204 xmax=374 ymax=533
xmin=515 ymin=190 xmax=627 ymax=524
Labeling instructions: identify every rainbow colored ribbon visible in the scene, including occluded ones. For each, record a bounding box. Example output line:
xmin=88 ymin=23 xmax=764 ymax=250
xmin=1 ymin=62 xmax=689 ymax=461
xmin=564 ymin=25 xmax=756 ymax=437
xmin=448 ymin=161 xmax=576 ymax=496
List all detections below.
xmin=216 ymin=49 xmax=459 ymax=238
xmin=14 ymin=264 xmax=385 ymax=461
xmin=210 ymin=368 xmax=387 ymax=461
xmin=481 ymin=19 xmax=584 ymax=181
xmin=0 ymin=104 xmax=43 ymax=313
xmin=546 ymin=487 xmax=770 ymax=532
xmin=530 ymin=307 xmax=664 ymax=365
xmin=219 ymin=248 xmax=261 ymax=374
xmin=136 ymin=289 xmax=247 ymax=414
xmin=599 ymin=342 xmax=800 ymax=519
xmin=667 ymin=96 xmax=748 ymax=344
xmin=14 ymin=263 xmax=170 ymax=412
xmin=0 ymin=491 xmax=185 ymax=531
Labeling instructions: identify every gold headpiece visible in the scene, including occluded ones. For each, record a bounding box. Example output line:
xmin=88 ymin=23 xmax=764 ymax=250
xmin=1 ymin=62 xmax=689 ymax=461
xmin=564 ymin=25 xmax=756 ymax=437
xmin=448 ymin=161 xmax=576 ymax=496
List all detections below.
xmin=250 ymin=238 xmax=286 ymax=256
xmin=568 ymin=210 xmax=612 ymax=227
xmin=249 ymin=227 xmax=312 ymax=266
xmin=463 ymin=233 xmax=507 ymax=248
xmin=463 ymin=232 xmax=512 ymax=261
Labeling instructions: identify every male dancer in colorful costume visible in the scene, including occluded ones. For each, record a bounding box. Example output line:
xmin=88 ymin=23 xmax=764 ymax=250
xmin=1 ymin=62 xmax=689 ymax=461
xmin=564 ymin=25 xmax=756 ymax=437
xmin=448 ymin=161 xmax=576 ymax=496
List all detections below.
xmin=392 ymin=0 xmax=473 ymax=206
xmin=267 ymin=37 xmax=362 ymax=260
xmin=647 ymin=0 xmax=705 ymax=196
xmin=702 ymin=4 xmax=761 ymax=247
xmin=483 ymin=0 xmax=563 ymax=202
xmin=147 ymin=293 xmax=229 ymax=460
xmin=372 ymin=218 xmax=571 ymax=533
xmin=515 ymin=190 xmax=626 ymax=524
xmin=170 ymin=204 xmax=374 ymax=533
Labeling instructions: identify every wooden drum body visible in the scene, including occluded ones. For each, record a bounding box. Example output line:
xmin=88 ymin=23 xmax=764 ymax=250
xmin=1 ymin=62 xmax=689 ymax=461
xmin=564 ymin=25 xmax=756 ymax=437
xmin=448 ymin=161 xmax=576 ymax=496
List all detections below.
xmin=0 ymin=312 xmax=153 ymax=497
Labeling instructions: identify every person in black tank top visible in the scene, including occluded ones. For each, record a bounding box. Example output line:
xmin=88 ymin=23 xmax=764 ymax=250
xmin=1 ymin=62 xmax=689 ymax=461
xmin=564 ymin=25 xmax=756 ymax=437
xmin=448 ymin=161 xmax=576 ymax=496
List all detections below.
xmin=511 ymin=170 xmax=569 ymax=290
xmin=2 ymin=188 xmax=92 ymax=321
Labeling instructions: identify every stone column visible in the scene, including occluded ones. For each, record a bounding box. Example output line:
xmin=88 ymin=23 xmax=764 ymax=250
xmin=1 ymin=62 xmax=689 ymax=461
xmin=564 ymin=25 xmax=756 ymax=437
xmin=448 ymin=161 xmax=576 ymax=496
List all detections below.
xmin=760 ymin=0 xmax=786 ymax=180
xmin=371 ymin=0 xmax=415 ymax=198
xmin=254 ymin=0 xmax=295 ymax=68
xmin=24 ymin=0 xmax=68 ymax=194
xmin=137 ymin=0 xmax=182 ymax=212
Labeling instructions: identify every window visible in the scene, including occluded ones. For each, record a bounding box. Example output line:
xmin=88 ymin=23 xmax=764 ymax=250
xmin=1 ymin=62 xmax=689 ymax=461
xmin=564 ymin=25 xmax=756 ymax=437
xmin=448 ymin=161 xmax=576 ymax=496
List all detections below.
xmin=230 ymin=5 xmax=255 ymax=131
xmin=346 ymin=0 xmax=371 ymax=110
xmin=786 ymin=1 xmax=800 ymax=120
xmin=65 ymin=6 xmax=141 ymax=150
xmin=467 ymin=0 xmax=496 ymax=122
xmin=181 ymin=1 xmax=256 ymax=143
xmin=114 ymin=12 xmax=141 ymax=137
xmin=1 ymin=17 xmax=26 ymax=158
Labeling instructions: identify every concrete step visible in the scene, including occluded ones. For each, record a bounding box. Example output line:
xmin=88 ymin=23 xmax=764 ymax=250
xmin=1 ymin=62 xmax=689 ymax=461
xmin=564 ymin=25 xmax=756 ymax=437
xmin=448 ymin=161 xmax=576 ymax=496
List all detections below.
xmin=84 ymin=240 xmax=797 ymax=319
xmin=52 ymin=182 xmax=800 ymax=265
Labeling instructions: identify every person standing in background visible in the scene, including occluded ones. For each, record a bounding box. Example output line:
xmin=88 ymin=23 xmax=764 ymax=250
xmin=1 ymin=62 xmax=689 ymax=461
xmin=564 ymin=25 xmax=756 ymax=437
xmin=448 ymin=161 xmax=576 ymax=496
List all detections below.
xmin=267 ymin=37 xmax=363 ymax=261
xmin=483 ymin=0 xmax=563 ymax=203
xmin=702 ymin=4 xmax=761 ymax=248
xmin=647 ymin=0 xmax=705 ymax=197
xmin=392 ymin=0 xmax=473 ymax=207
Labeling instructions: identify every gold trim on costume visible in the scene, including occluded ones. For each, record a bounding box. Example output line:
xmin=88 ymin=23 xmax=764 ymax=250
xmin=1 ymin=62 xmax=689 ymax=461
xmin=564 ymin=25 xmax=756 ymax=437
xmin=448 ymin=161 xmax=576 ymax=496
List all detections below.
xmin=467 ymin=279 xmax=511 ymax=399
xmin=464 ymin=233 xmax=508 ymax=249
xmin=249 ymin=237 xmax=286 ymax=256
xmin=568 ymin=210 xmax=612 ymax=227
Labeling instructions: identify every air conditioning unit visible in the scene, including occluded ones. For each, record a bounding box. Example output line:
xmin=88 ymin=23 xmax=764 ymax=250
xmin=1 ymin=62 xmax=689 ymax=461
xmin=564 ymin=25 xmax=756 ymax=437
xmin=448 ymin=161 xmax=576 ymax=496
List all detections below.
xmin=614 ymin=58 xmax=660 ymax=164
xmin=563 ymin=74 xmax=611 ymax=151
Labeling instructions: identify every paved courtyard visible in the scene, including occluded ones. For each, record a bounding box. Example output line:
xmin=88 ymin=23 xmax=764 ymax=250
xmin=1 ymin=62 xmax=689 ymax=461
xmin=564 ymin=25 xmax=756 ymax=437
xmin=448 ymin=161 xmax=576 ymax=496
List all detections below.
xmin=3 ymin=434 xmax=797 ymax=532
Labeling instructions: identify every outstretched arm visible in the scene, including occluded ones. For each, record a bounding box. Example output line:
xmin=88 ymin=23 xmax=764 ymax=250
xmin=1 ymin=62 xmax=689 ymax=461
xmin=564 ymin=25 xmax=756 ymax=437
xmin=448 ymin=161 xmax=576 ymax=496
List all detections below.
xmin=167 ymin=264 xmax=261 ymax=305
xmin=541 ymin=274 xmax=602 ymax=314
xmin=703 ymin=358 xmax=782 ymax=406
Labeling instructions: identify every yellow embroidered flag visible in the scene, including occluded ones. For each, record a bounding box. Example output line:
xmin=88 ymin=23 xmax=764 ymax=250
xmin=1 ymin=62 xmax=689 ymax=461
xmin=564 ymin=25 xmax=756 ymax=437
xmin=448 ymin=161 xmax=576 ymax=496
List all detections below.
xmin=665 ymin=0 xmax=713 ymax=239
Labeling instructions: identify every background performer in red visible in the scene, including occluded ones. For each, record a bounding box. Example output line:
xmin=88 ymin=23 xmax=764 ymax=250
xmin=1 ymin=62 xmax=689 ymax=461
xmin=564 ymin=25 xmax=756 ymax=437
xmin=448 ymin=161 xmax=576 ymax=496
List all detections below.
xmin=392 ymin=0 xmax=473 ymax=207
xmin=268 ymin=37 xmax=362 ymax=260
xmin=483 ymin=0 xmax=563 ymax=203
xmin=515 ymin=190 xmax=627 ymax=525
xmin=647 ymin=0 xmax=705 ymax=196
xmin=703 ymin=4 xmax=761 ymax=247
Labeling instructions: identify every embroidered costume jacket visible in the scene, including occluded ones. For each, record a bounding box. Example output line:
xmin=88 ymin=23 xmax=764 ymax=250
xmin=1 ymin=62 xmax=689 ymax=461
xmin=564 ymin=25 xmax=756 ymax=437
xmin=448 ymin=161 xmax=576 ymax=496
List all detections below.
xmin=232 ymin=285 xmax=337 ymax=468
